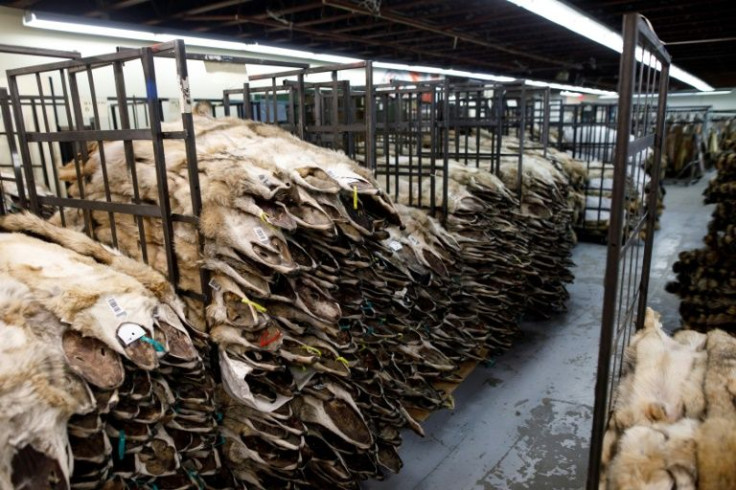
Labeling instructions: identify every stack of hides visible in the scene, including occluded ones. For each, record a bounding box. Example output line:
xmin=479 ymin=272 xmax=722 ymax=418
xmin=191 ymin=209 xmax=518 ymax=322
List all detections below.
xmin=668 ymin=150 xmax=736 ymax=332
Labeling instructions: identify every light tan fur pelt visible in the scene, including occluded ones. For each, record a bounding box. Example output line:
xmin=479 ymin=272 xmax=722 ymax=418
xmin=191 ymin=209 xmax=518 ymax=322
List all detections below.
xmin=606 ymin=419 xmax=698 ymax=490
xmin=695 ymin=417 xmax=736 ymax=490
xmin=703 ymin=329 xmax=736 ymax=420
xmin=0 ymin=212 xmax=187 ymax=320
xmin=612 ymin=308 xmax=706 ymax=429
xmin=0 ymin=232 xmax=159 ymax=359
xmin=0 ymin=275 xmax=94 ymax=489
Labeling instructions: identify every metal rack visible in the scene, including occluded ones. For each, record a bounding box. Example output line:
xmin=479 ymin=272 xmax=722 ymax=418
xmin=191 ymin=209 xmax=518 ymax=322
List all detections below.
xmin=0 ymin=44 xmax=81 ymax=214
xmin=501 ymin=83 xmax=551 ymax=155
xmin=225 ymin=61 xmax=375 ymax=162
xmin=5 ymin=40 xmax=209 ymax=314
xmin=371 ymin=78 xmax=506 ymax=218
xmin=587 ymin=13 xmax=670 ymax=489
xmin=552 ymin=102 xmax=619 ymax=239
xmin=500 ymin=83 xmax=551 ymax=199
xmin=372 ymin=80 xmax=450 ymax=218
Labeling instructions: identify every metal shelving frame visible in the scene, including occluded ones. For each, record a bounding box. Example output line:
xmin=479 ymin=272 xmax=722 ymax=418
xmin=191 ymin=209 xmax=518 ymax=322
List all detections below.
xmin=587 ymin=13 xmax=670 ymax=489
xmin=0 ymin=44 xmax=80 ymax=214
xmin=553 ymin=101 xmax=619 ymax=239
xmin=6 ymin=40 xmax=209 ymax=313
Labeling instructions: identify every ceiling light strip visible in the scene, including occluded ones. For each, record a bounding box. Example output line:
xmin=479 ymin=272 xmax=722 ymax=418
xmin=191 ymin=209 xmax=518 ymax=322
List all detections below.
xmin=505 ymin=0 xmax=715 ymax=91
xmin=23 ymin=11 xmax=615 ymax=95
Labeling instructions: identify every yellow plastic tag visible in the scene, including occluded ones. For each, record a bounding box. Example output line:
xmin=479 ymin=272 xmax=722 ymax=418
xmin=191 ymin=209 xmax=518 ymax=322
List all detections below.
xmin=300 ymin=345 xmax=322 ymax=357
xmin=335 ymin=356 xmax=350 ymax=368
xmin=353 ymin=185 xmax=358 ymax=210
xmin=241 ymin=297 xmax=267 ymax=313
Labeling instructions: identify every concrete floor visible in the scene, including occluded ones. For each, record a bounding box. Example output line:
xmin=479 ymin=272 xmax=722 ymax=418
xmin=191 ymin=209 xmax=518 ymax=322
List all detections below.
xmin=364 ymin=174 xmax=714 ymax=490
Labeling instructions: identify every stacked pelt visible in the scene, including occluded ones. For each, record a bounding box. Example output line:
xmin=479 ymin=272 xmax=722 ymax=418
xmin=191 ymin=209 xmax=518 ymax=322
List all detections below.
xmin=667 ymin=150 xmax=736 ymax=331
xmin=442 ymin=130 xmax=580 ymax=316
xmin=499 ymin=138 xmax=576 ymax=316
xmin=0 ymin=214 xmax=231 ymax=489
xmin=49 ymin=116 xmax=535 ymax=488
xmin=386 ymin=160 xmax=533 ymax=349
xmin=599 ymin=307 xmax=736 ymax=489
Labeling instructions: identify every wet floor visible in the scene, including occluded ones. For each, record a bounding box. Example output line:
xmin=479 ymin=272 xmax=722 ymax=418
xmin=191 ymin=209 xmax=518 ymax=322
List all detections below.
xmin=363 ymin=174 xmax=714 ymax=490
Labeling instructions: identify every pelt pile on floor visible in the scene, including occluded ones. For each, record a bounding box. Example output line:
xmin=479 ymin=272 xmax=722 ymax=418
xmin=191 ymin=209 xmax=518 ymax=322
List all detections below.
xmin=667 ymin=149 xmax=736 ymax=332
xmin=0 ymin=214 xmax=231 ymax=489
xmin=599 ymin=307 xmax=736 ymax=490
xmin=40 ymin=116 xmax=550 ymax=488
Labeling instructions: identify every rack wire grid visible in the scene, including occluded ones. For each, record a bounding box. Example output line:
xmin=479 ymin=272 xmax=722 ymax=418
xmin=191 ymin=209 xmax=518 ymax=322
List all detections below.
xmin=586 ymin=12 xmax=670 ymax=489
xmin=0 ymin=44 xmax=80 ymax=215
xmin=5 ymin=40 xmax=210 ymax=318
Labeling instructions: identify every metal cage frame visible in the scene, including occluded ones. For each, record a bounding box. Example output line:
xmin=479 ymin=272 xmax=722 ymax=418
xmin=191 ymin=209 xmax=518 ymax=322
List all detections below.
xmin=0 ymin=44 xmax=81 ymax=214
xmin=5 ymin=40 xmax=209 ymax=314
xmin=587 ymin=13 xmax=671 ymax=489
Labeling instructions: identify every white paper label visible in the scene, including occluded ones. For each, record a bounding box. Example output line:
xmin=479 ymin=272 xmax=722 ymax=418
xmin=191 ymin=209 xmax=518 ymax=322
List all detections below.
xmin=208 ymin=278 xmax=221 ymax=291
xmin=107 ymin=297 xmax=127 ymax=318
xmin=327 ymin=169 xmax=361 ymax=185
xmin=388 ymin=240 xmax=403 ymax=251
xmin=179 ymin=76 xmax=192 ymax=114
xmin=254 ymin=226 xmax=269 ymax=243
xmin=408 ymin=236 xmax=420 ymax=246
xmin=117 ymin=323 xmax=146 ymax=345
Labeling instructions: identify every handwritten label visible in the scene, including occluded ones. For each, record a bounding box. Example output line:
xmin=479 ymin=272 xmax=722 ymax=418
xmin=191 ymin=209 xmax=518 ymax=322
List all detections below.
xmin=408 ymin=236 xmax=420 ymax=246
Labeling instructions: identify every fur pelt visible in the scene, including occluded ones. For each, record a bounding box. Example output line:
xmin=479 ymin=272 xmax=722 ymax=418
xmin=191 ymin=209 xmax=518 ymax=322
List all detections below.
xmin=613 ymin=308 xmax=706 ymax=429
xmin=606 ymin=419 xmax=698 ymax=490
xmin=703 ymin=329 xmax=736 ymax=419
xmin=0 ymin=275 xmax=94 ymax=489
xmin=0 ymin=232 xmax=160 ymax=367
xmin=696 ymin=417 xmax=736 ymax=490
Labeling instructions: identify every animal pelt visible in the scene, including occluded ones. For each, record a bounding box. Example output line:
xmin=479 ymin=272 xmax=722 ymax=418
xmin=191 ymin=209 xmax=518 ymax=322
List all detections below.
xmin=695 ymin=417 xmax=736 ymax=490
xmin=0 ymin=232 xmax=161 ymax=369
xmin=612 ymin=308 xmax=707 ymax=430
xmin=606 ymin=419 xmax=698 ymax=490
xmin=0 ymin=212 xmax=189 ymax=322
xmin=0 ymin=275 xmax=95 ymax=489
xmin=703 ymin=329 xmax=736 ymax=419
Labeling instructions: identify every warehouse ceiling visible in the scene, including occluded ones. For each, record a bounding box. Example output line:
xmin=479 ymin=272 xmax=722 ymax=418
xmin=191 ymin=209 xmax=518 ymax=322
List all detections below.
xmin=3 ymin=0 xmax=736 ymax=90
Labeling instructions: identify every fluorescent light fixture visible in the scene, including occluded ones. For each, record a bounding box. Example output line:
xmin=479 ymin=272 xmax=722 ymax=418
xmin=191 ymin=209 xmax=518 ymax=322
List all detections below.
xmin=24 ymin=12 xmax=361 ymax=64
xmin=560 ymin=91 xmax=583 ymax=97
xmin=598 ymin=89 xmax=732 ymax=100
xmin=668 ymin=90 xmax=732 ymax=97
xmin=21 ymin=9 xmax=654 ymax=96
xmin=525 ymin=79 xmax=615 ymax=96
xmin=241 ymin=44 xmax=361 ymax=64
xmin=505 ymin=0 xmax=715 ymax=92
xmin=372 ymin=62 xmax=516 ymax=82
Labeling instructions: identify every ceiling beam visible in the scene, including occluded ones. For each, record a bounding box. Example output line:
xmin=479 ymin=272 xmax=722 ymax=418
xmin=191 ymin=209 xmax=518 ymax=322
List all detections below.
xmin=321 ymin=0 xmax=580 ymax=69
xmin=84 ymin=0 xmax=150 ymax=16
xmin=169 ymin=0 xmax=255 ymax=18
xmin=210 ymin=14 xmax=521 ymax=72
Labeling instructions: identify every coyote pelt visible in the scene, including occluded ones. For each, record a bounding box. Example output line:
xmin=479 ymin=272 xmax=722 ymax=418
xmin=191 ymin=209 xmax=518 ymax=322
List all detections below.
xmin=606 ymin=420 xmax=698 ymax=490
xmin=696 ymin=417 xmax=736 ymax=490
xmin=602 ymin=306 xmax=736 ymax=489
xmin=612 ymin=308 xmax=706 ymax=429
xmin=0 ymin=276 xmax=94 ymax=489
